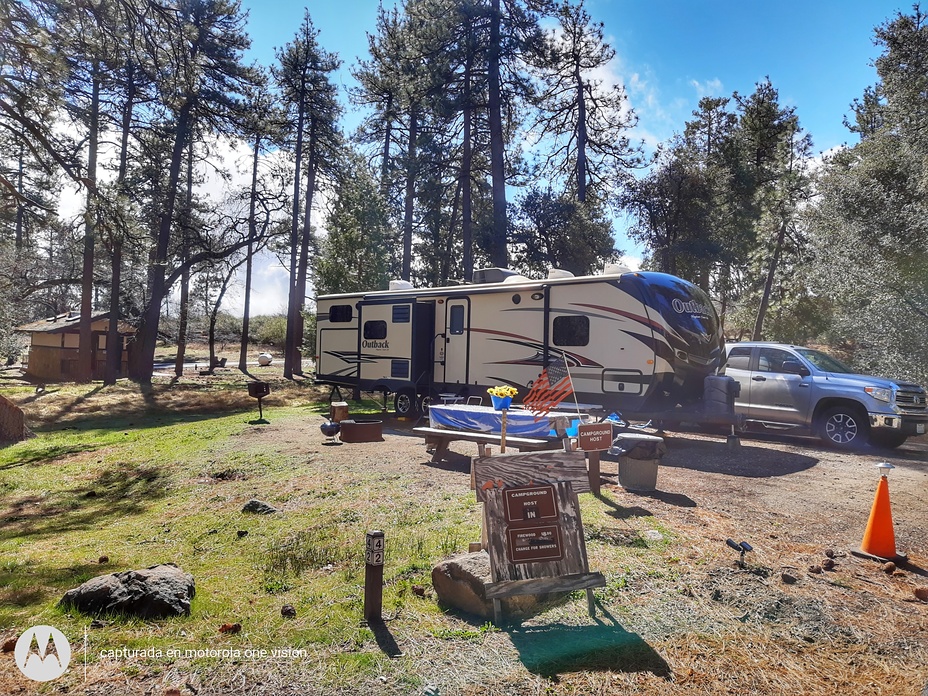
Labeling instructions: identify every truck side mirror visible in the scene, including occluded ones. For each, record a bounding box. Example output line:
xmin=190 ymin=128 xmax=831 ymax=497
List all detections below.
xmin=781 ymin=360 xmax=810 ymax=377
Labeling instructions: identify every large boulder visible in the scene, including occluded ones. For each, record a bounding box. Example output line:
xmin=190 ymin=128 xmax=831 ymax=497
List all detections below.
xmin=431 ymin=552 xmax=551 ymax=619
xmin=59 ymin=563 xmax=195 ymax=619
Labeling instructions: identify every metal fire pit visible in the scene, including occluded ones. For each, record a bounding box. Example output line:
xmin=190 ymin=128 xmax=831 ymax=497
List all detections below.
xmin=338 ymin=420 xmax=383 ymax=443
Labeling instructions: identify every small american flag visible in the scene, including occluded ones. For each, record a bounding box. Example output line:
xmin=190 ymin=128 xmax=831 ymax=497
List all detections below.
xmin=523 ymin=359 xmax=573 ymax=418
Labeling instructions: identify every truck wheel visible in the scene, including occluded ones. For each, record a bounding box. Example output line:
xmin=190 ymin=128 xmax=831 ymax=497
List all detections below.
xmin=870 ymin=431 xmax=908 ymax=449
xmin=393 ymin=389 xmax=419 ymax=418
xmin=818 ymin=406 xmax=869 ymax=449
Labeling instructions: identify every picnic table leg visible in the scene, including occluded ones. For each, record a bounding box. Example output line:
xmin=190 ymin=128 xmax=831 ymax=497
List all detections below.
xmin=430 ymin=438 xmax=451 ymax=463
xmin=586 ymin=588 xmax=596 ymax=618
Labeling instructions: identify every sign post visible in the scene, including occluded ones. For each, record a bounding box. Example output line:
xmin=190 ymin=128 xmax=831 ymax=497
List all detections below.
xmin=578 ymin=423 xmax=613 ymax=495
xmin=364 ymin=530 xmax=385 ymax=622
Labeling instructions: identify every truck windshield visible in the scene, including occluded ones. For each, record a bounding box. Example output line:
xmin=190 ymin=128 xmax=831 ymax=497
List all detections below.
xmin=795 ymin=348 xmax=854 ymax=374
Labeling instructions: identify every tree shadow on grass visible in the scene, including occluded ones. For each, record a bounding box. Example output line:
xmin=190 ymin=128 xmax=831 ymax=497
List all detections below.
xmin=0 ymin=463 xmax=167 ymax=542
xmin=0 ymin=560 xmax=108 ymax=609
xmin=508 ymin=616 xmax=670 ymax=679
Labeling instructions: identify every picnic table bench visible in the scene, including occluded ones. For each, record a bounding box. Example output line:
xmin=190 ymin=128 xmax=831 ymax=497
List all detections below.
xmin=413 ymin=426 xmax=556 ymax=463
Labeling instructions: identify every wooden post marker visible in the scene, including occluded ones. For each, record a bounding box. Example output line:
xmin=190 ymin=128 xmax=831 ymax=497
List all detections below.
xmin=364 ymin=530 xmax=385 ymax=622
xmin=499 ymin=408 xmax=508 ymax=453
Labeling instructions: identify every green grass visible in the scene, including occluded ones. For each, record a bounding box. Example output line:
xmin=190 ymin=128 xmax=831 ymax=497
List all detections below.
xmin=0 ymin=383 xmax=692 ymax=690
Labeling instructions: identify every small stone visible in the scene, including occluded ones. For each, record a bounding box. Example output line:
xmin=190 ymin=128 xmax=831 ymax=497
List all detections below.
xmin=164 ymin=689 xmax=182 ymax=696
xmin=242 ymin=499 xmax=277 ymax=515
xmin=781 ymin=572 xmax=798 ymax=584
xmin=824 ymin=549 xmax=835 ymax=559
xmin=98 ymin=555 xmax=109 ymax=564
xmin=412 ymin=585 xmax=426 ymax=597
xmin=808 ymin=565 xmax=823 ymax=574
xmin=2 ymin=638 xmax=16 ymax=653
xmin=821 ymin=558 xmax=836 ymax=571
xmin=237 ymin=530 xmax=248 ymax=538
xmin=281 ymin=604 xmax=296 ymax=618
xmin=881 ymin=562 xmax=896 ymax=574
xmin=90 ymin=619 xmax=106 ymax=629
xmin=914 ymin=587 xmax=928 ymax=602
xmin=218 ymin=622 xmax=241 ymax=634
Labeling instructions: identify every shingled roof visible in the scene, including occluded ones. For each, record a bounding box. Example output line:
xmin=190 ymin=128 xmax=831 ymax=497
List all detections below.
xmin=15 ymin=312 xmax=136 ymax=334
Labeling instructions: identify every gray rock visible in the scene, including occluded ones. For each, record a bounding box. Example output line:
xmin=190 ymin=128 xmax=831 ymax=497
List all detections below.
xmin=242 ymin=499 xmax=278 ymax=514
xmin=59 ymin=563 xmax=195 ymax=619
xmin=431 ymin=552 xmax=550 ymax=619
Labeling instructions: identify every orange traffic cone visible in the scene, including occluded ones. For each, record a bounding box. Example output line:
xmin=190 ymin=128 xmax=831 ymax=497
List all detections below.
xmin=856 ymin=463 xmax=907 ymax=563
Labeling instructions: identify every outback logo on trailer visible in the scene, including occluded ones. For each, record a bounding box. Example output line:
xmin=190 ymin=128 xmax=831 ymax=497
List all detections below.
xmin=14 ymin=625 xmax=71 ymax=682
xmin=672 ymin=298 xmax=712 ymax=317
xmin=362 ymin=339 xmax=389 ymax=349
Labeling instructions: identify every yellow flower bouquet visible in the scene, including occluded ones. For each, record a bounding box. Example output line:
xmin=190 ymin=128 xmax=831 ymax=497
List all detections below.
xmin=487 ymin=385 xmax=517 ymax=410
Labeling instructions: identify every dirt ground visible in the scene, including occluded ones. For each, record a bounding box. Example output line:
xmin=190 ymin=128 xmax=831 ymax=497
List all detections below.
xmin=2 ymin=365 xmax=927 ymax=694
xmin=200 ymin=411 xmax=928 ymax=695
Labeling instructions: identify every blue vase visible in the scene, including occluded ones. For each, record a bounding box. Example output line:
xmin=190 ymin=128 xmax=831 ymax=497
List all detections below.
xmin=491 ymin=395 xmax=512 ymax=410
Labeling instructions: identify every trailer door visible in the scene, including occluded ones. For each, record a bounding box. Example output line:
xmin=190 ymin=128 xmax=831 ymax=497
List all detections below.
xmin=443 ymin=299 xmax=470 ymax=385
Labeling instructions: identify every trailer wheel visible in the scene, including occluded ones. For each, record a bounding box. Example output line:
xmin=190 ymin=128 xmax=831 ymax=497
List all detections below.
xmin=394 ymin=389 xmax=419 ymax=418
xmin=418 ymin=393 xmax=434 ymax=415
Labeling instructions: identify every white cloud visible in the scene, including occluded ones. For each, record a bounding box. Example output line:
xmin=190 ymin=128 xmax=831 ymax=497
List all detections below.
xmin=690 ymin=78 xmax=724 ymax=98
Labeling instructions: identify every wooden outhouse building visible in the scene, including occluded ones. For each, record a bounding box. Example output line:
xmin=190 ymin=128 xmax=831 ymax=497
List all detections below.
xmin=16 ymin=312 xmax=135 ymax=382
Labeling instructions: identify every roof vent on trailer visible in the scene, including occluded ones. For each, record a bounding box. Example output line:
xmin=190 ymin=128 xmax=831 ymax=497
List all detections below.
xmin=472 ymin=267 xmax=521 ymax=284
xmin=388 ymin=279 xmax=414 ymax=290
xmin=547 ymin=268 xmax=574 ymax=280
xmin=603 ymin=263 xmax=632 ymax=275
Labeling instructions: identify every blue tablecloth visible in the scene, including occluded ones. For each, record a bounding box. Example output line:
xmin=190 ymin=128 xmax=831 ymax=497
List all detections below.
xmin=428 ymin=404 xmax=585 ymax=438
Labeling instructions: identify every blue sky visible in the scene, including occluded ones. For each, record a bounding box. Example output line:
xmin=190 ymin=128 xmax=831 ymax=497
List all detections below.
xmin=225 ymin=0 xmax=905 ymax=313
xmin=239 ymin=0 xmax=905 ymax=156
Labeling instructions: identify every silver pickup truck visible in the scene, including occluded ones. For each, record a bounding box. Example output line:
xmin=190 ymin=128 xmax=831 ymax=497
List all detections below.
xmin=722 ymin=342 xmax=928 ymax=449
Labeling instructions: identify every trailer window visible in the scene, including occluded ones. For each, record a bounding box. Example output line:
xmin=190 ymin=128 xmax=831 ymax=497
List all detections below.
xmin=449 ymin=305 xmax=465 ymax=335
xmin=329 ymin=305 xmax=353 ymax=322
xmin=553 ymin=315 xmax=589 ymax=346
xmin=363 ymin=320 xmax=387 ymax=340
xmin=392 ymin=305 xmax=411 ymax=323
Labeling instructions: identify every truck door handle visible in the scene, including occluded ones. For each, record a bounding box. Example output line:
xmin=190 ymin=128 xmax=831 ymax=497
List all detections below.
xmin=752 ymin=376 xmax=766 ymax=382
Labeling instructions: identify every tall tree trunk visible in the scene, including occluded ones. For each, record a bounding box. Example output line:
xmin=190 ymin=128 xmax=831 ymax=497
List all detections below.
xmin=294 ymin=120 xmax=318 ymax=377
xmin=14 ymin=143 xmax=25 ymax=250
xmin=487 ymin=0 xmax=508 ymax=268
xmin=174 ymin=145 xmax=194 ymax=377
xmin=401 ymin=108 xmax=417 ymax=280
xmin=77 ymin=64 xmax=101 ymax=383
xmin=575 ymin=69 xmax=588 ymax=203
xmin=752 ymin=220 xmax=787 ymax=341
xmin=104 ymin=71 xmax=136 ymax=386
xmin=239 ymin=133 xmax=261 ymax=371
xmin=283 ymin=94 xmax=307 ymax=379
xmin=461 ymin=48 xmax=474 ymax=282
xmin=129 ymin=103 xmax=193 ymax=383
xmin=380 ymin=93 xmax=392 ymax=193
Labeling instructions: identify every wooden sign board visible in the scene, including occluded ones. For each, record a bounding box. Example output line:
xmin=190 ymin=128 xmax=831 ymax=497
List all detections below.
xmin=507 ymin=523 xmax=563 ymax=563
xmin=473 ymin=451 xmax=605 ymax=624
xmin=474 ymin=450 xmax=591 ymax=502
xmin=578 ymin=423 xmax=613 ymax=452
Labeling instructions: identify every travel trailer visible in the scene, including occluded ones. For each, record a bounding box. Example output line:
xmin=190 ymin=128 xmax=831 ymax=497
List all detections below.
xmin=314 ymin=266 xmax=726 ymax=418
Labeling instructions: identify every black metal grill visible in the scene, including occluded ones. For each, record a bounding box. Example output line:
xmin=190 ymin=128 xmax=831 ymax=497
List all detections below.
xmin=897 ymin=389 xmax=927 ymax=411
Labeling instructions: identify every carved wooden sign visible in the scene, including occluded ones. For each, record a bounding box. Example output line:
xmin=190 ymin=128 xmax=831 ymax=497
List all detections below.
xmin=577 ymin=423 xmax=613 ymax=452
xmin=473 ymin=451 xmax=605 ymax=624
